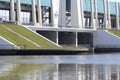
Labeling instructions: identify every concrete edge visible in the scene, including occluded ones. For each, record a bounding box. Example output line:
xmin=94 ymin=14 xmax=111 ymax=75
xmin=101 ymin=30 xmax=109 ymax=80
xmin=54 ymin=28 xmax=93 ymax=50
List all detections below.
xmin=106 ymin=30 xmax=120 ymax=39
xmin=0 ymin=36 xmax=19 ymax=49
xmin=0 ymin=49 xmax=91 ymax=55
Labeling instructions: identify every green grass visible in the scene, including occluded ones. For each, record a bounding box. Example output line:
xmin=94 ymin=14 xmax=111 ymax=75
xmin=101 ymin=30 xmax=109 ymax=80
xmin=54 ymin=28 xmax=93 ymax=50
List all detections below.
xmin=0 ymin=23 xmax=89 ymax=50
xmin=108 ymin=29 xmax=120 ymax=37
xmin=0 ymin=24 xmax=58 ymax=49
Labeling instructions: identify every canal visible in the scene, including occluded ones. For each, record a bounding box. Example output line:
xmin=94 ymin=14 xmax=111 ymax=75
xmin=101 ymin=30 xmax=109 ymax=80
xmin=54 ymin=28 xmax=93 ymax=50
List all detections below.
xmin=0 ymin=52 xmax=120 ymax=80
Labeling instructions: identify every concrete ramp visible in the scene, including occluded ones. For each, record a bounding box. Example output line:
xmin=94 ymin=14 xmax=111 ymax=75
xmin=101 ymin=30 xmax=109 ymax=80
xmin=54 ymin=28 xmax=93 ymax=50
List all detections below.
xmin=93 ymin=30 xmax=120 ymax=48
xmin=0 ymin=36 xmax=18 ymax=49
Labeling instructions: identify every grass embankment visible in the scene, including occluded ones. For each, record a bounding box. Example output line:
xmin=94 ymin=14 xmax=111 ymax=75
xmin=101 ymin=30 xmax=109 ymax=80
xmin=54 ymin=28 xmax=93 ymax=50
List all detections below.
xmin=108 ymin=29 xmax=120 ymax=37
xmin=0 ymin=24 xmax=58 ymax=49
xmin=0 ymin=23 xmax=89 ymax=50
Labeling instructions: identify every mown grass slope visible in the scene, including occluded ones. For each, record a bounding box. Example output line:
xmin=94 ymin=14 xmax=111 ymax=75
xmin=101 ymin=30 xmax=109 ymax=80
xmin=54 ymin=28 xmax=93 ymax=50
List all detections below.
xmin=0 ymin=24 xmax=58 ymax=49
xmin=108 ymin=29 xmax=120 ymax=37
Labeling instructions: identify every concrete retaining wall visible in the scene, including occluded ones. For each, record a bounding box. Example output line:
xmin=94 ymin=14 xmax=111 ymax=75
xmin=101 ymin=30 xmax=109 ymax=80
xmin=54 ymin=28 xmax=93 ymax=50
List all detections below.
xmin=93 ymin=30 xmax=120 ymax=48
xmin=0 ymin=36 xmax=18 ymax=49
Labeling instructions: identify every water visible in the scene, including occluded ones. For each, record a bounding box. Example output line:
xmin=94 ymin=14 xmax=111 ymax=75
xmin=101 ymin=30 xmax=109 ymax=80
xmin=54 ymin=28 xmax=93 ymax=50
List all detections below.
xmin=0 ymin=53 xmax=120 ymax=80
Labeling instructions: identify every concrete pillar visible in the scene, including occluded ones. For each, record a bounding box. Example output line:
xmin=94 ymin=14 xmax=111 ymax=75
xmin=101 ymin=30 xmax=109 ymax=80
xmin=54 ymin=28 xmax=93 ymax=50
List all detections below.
xmin=32 ymin=0 xmax=37 ymax=25
xmin=56 ymin=31 xmax=59 ymax=45
xmin=37 ymin=0 xmax=42 ymax=26
xmin=116 ymin=2 xmax=119 ymax=30
xmin=119 ymin=3 xmax=120 ymax=29
xmin=30 ymin=12 xmax=32 ymax=22
xmin=10 ymin=0 xmax=15 ymax=21
xmin=71 ymin=0 xmax=83 ymax=29
xmin=51 ymin=0 xmax=59 ymax=27
xmin=75 ymin=32 xmax=78 ymax=47
xmin=81 ymin=0 xmax=84 ymax=29
xmin=90 ymin=0 xmax=95 ymax=29
xmin=94 ymin=0 xmax=98 ymax=29
xmin=51 ymin=0 xmax=54 ymax=26
xmin=103 ymin=0 xmax=107 ymax=29
xmin=16 ymin=0 xmax=21 ymax=25
xmin=107 ymin=0 xmax=111 ymax=29
xmin=89 ymin=18 xmax=91 ymax=27
xmin=58 ymin=0 xmax=66 ymax=27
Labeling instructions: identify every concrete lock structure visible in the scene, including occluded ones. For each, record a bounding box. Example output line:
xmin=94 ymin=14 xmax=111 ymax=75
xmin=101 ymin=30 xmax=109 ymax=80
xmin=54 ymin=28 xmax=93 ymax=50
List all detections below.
xmin=0 ymin=0 xmax=120 ymax=48
xmin=0 ymin=0 xmax=119 ymax=28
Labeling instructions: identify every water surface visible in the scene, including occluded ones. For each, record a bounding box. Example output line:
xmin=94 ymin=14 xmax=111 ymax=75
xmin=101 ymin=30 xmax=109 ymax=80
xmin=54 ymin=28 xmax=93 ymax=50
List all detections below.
xmin=0 ymin=52 xmax=120 ymax=80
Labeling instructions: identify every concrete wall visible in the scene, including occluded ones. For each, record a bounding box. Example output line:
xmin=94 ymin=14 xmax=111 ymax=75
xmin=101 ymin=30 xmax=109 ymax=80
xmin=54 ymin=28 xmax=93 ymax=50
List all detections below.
xmin=78 ymin=32 xmax=93 ymax=46
xmin=93 ymin=30 xmax=120 ymax=48
xmin=59 ymin=32 xmax=76 ymax=45
xmin=36 ymin=31 xmax=57 ymax=43
xmin=0 ymin=36 xmax=18 ymax=49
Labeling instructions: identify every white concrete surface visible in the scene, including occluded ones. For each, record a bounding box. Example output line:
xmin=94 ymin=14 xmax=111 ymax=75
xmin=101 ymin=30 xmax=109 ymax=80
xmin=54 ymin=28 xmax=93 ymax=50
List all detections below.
xmin=58 ymin=0 xmax=66 ymax=27
xmin=94 ymin=0 xmax=98 ymax=28
xmin=90 ymin=0 xmax=95 ymax=29
xmin=51 ymin=0 xmax=59 ymax=27
xmin=93 ymin=30 xmax=120 ymax=48
xmin=107 ymin=0 xmax=111 ymax=29
xmin=16 ymin=0 xmax=21 ymax=25
xmin=32 ymin=0 xmax=36 ymax=25
xmin=116 ymin=2 xmax=119 ymax=29
xmin=0 ymin=36 xmax=18 ymax=49
xmin=37 ymin=0 xmax=42 ymax=26
xmin=71 ymin=0 xmax=83 ymax=28
xmin=10 ymin=0 xmax=15 ymax=21
xmin=103 ymin=0 xmax=107 ymax=28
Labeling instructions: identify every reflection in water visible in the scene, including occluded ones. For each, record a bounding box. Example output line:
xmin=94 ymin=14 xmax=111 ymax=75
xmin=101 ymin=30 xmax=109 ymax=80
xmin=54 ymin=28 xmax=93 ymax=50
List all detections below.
xmin=57 ymin=64 xmax=120 ymax=80
xmin=0 ymin=54 xmax=120 ymax=80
